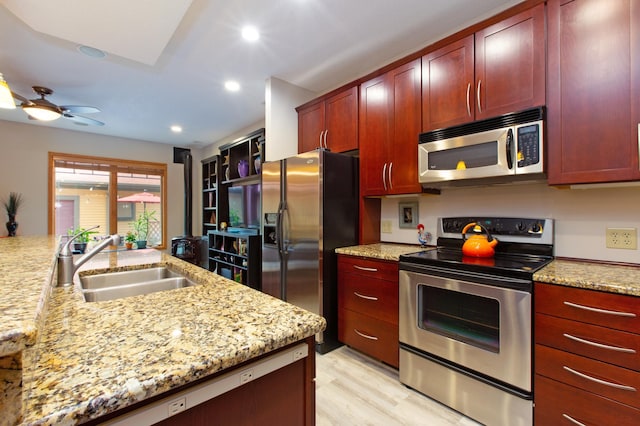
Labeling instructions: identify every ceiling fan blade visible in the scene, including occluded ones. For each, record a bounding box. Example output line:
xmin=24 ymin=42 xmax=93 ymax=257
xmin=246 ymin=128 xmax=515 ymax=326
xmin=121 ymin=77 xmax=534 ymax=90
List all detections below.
xmin=62 ymin=113 xmax=105 ymax=126
xmin=60 ymin=105 xmax=101 ymax=114
xmin=10 ymin=91 xmax=30 ymax=104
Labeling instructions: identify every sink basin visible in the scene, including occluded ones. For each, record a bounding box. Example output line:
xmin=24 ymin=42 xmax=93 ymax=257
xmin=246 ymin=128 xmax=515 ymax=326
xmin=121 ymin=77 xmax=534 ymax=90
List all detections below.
xmin=79 ymin=267 xmax=198 ymax=302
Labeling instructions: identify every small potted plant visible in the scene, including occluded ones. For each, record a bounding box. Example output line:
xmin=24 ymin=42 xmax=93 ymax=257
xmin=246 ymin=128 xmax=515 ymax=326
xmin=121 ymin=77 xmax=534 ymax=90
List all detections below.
xmin=2 ymin=192 xmax=23 ymax=237
xmin=67 ymin=227 xmax=98 ymax=254
xmin=132 ymin=210 xmax=156 ymax=249
xmin=124 ymin=231 xmax=136 ymax=250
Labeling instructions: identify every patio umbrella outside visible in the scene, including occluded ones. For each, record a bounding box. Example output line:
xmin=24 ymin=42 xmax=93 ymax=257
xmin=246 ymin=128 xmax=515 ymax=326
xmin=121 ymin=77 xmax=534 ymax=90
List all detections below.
xmin=118 ymin=192 xmax=160 ymax=212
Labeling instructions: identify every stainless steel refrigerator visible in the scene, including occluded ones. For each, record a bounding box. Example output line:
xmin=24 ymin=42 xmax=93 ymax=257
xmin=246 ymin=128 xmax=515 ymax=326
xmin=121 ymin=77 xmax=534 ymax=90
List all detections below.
xmin=262 ymin=150 xmax=358 ymax=353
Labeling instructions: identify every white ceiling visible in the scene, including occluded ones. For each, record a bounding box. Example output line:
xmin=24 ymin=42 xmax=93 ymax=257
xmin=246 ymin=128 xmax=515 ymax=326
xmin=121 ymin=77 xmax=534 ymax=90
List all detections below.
xmin=0 ymin=0 xmax=523 ymax=147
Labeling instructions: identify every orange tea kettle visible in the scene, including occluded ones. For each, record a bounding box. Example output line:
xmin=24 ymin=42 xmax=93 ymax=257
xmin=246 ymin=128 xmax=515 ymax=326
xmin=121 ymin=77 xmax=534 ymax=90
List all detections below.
xmin=461 ymin=222 xmax=498 ymax=258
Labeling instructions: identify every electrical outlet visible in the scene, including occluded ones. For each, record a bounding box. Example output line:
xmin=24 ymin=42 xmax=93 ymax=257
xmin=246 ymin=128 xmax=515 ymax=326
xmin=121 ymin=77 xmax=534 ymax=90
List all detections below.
xmin=606 ymin=228 xmax=637 ymax=249
xmin=381 ymin=220 xmax=392 ymax=234
xmin=293 ymin=348 xmax=306 ymax=361
xmin=240 ymin=369 xmax=254 ymax=384
xmin=168 ymin=397 xmax=186 ymax=416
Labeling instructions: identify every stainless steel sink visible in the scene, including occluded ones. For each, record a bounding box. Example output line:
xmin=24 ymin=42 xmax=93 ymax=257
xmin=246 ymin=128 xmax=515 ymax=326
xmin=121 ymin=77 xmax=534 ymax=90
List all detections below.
xmin=79 ymin=267 xmax=198 ymax=302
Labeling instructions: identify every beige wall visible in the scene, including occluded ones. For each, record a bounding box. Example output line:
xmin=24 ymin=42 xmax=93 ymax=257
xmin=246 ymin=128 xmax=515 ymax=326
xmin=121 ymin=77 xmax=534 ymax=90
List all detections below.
xmin=0 ymin=120 xmax=186 ymax=245
xmin=380 ymin=182 xmax=640 ymax=264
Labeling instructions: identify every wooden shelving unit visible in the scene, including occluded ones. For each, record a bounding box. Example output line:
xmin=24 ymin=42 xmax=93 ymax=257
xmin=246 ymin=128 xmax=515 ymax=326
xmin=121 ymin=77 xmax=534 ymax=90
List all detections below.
xmin=201 ymin=155 xmax=228 ymax=235
xmin=207 ymin=230 xmax=261 ymax=289
xmin=219 ymin=128 xmax=265 ymax=185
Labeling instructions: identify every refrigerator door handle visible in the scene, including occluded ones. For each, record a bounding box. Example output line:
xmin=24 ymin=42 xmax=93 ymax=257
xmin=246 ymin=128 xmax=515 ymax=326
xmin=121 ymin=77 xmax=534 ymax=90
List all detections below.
xmin=276 ymin=201 xmax=285 ymax=255
xmin=279 ymin=200 xmax=290 ymax=255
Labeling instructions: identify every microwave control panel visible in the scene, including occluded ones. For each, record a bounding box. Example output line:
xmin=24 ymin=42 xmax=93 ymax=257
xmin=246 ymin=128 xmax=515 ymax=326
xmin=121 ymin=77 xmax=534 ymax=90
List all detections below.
xmin=516 ymin=123 xmax=540 ymax=168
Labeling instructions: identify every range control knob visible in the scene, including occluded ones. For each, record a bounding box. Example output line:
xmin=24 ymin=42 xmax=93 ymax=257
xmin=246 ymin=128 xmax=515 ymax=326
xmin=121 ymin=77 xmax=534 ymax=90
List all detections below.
xmin=529 ymin=222 xmax=543 ymax=234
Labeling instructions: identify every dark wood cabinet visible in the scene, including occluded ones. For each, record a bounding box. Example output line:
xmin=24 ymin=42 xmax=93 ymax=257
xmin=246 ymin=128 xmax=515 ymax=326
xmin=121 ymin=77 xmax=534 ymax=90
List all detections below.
xmin=201 ymin=155 xmax=228 ymax=235
xmin=297 ymin=86 xmax=358 ymax=153
xmin=547 ymin=0 xmax=640 ymax=185
xmin=219 ymin=128 xmax=264 ymax=184
xmin=534 ymin=283 xmax=640 ymax=425
xmin=208 ymin=231 xmax=261 ymax=290
xmin=337 ymin=255 xmax=399 ymax=367
xmin=422 ymin=4 xmax=545 ymax=131
xmin=359 ymin=58 xmax=422 ymax=196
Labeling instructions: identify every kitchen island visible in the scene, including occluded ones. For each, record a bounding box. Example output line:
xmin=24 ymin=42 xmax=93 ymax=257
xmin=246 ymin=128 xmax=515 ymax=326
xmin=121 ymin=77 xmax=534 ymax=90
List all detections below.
xmin=0 ymin=236 xmax=325 ymax=425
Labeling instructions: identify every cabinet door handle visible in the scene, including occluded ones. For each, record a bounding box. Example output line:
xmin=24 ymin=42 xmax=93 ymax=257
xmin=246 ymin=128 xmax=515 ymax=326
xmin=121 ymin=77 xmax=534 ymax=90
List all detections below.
xmin=562 ymin=414 xmax=587 ymax=426
xmin=353 ymin=265 xmax=378 ymax=272
xmin=562 ymin=333 xmax=636 ymax=354
xmin=319 ymin=130 xmax=324 ymax=149
xmin=563 ymin=301 xmax=636 ymax=317
xmin=382 ymin=163 xmax=388 ymax=191
xmin=476 ymin=80 xmax=482 ymax=113
xmin=354 ymin=329 xmax=379 ymax=341
xmin=323 ymin=129 xmax=328 ymax=149
xmin=354 ymin=291 xmax=378 ymax=301
xmin=563 ymin=366 xmax=637 ymax=392
xmin=388 ymin=162 xmax=393 ymax=190
xmin=466 ymin=83 xmax=471 ymax=117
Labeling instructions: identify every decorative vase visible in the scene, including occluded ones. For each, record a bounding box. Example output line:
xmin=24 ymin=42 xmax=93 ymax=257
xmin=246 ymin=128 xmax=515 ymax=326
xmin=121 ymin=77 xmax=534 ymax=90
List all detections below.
xmin=254 ymin=156 xmax=261 ymax=174
xmin=238 ymin=160 xmax=249 ymax=178
xmin=6 ymin=214 xmax=17 ymax=237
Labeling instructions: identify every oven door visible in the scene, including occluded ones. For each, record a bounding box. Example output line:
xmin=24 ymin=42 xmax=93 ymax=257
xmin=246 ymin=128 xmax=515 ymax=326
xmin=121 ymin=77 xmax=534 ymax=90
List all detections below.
xmin=399 ymin=268 xmax=532 ymax=392
xmin=418 ymin=126 xmax=514 ymax=184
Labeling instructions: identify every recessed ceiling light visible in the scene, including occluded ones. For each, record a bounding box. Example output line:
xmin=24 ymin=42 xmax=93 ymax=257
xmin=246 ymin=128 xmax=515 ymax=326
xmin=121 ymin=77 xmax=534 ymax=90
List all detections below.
xmin=171 ymin=125 xmax=183 ymax=133
xmin=78 ymin=45 xmax=107 ymax=58
xmin=225 ymin=81 xmax=240 ymax=92
xmin=241 ymin=25 xmax=260 ymax=42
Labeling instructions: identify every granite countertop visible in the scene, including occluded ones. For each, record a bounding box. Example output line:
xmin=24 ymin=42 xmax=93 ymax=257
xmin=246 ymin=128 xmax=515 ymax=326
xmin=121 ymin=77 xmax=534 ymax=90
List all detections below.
xmin=1 ymin=238 xmax=325 ymax=425
xmin=335 ymin=243 xmax=431 ymax=261
xmin=0 ymin=236 xmax=59 ymax=357
xmin=534 ymin=259 xmax=640 ymax=297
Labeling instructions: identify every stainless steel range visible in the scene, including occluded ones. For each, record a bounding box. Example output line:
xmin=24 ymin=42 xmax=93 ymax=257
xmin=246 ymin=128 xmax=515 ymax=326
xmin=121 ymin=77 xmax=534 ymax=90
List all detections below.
xmin=399 ymin=216 xmax=554 ymax=426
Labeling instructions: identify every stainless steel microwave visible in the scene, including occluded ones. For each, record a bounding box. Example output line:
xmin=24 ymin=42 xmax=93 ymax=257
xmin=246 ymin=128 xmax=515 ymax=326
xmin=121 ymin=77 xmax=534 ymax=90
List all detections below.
xmin=418 ymin=107 xmax=545 ymax=186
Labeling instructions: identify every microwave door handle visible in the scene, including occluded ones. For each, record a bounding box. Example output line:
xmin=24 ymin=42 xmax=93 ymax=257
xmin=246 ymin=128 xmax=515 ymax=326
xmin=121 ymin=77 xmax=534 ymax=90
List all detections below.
xmin=506 ymin=128 xmax=514 ymax=169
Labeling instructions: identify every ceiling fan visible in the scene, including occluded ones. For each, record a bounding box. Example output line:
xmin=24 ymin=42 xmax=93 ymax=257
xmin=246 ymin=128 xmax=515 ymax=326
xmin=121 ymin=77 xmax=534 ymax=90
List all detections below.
xmin=11 ymin=86 xmax=104 ymax=126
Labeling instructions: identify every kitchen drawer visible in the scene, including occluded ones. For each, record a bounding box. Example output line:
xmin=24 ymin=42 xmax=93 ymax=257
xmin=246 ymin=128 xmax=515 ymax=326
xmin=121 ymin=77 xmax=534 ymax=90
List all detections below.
xmin=535 ymin=374 xmax=639 ymax=426
xmin=338 ymin=255 xmax=398 ymax=282
xmin=536 ymin=344 xmax=640 ymax=409
xmin=338 ymin=308 xmax=399 ymax=367
xmin=536 ymin=313 xmax=640 ymax=371
xmin=535 ymin=283 xmax=640 ymax=333
xmin=338 ymin=273 xmax=398 ymax=324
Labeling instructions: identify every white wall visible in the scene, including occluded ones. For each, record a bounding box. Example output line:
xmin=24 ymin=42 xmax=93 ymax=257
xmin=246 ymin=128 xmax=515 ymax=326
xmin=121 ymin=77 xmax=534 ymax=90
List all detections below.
xmin=380 ymin=182 xmax=640 ymax=264
xmin=0 ymin=120 xmax=186 ymax=243
xmin=265 ymin=76 xmax=316 ymax=162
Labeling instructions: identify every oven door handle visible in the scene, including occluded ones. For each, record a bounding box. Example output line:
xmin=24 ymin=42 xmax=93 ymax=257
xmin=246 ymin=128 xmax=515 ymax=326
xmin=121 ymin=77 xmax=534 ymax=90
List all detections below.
xmin=563 ymin=333 xmax=636 ymax=354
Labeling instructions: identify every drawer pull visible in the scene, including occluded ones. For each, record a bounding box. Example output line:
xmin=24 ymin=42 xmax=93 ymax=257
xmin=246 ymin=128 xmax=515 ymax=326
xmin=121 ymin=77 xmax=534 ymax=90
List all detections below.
xmin=354 ymin=329 xmax=379 ymax=341
xmin=563 ymin=301 xmax=636 ymax=318
xmin=563 ymin=333 xmax=636 ymax=354
xmin=563 ymin=366 xmax=637 ymax=392
xmin=353 ymin=265 xmax=378 ymax=272
xmin=562 ymin=414 xmax=586 ymax=426
xmin=354 ymin=291 xmax=378 ymax=301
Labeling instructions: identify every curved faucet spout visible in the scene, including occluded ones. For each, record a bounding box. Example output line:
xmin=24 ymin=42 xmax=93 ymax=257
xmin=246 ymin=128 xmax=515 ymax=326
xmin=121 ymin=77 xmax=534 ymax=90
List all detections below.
xmin=57 ymin=231 xmax=121 ymax=287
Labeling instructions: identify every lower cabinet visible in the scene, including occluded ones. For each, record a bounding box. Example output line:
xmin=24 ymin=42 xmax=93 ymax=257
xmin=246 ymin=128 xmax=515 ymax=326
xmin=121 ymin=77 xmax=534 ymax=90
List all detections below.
xmin=337 ymin=255 xmax=399 ymax=368
xmin=534 ymin=283 xmax=640 ymax=425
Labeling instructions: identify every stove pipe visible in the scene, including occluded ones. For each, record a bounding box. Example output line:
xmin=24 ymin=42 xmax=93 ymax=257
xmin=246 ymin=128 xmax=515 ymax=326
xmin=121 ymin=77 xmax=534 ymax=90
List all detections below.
xmin=183 ymin=152 xmax=193 ymax=237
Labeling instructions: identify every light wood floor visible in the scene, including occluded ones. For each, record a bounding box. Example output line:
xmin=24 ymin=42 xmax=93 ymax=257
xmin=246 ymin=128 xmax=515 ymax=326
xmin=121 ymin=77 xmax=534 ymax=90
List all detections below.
xmin=315 ymin=346 xmax=482 ymax=426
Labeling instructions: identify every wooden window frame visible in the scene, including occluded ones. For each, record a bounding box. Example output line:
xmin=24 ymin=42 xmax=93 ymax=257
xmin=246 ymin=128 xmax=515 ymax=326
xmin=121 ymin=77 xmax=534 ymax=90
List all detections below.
xmin=48 ymin=152 xmax=168 ymax=249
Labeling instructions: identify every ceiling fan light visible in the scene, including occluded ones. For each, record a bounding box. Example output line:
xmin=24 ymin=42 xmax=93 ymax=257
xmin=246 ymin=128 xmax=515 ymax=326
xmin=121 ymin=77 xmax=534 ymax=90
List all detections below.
xmin=23 ymin=103 xmax=62 ymax=121
xmin=0 ymin=73 xmax=16 ymax=109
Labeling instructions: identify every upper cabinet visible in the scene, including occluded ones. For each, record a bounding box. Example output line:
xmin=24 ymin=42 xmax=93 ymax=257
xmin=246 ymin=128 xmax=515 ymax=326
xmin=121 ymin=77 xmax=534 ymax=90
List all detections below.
xmin=297 ymin=86 xmax=358 ymax=153
xmin=547 ymin=0 xmax=640 ymax=185
xmin=359 ymin=58 xmax=422 ymax=196
xmin=422 ymin=4 xmax=546 ymax=131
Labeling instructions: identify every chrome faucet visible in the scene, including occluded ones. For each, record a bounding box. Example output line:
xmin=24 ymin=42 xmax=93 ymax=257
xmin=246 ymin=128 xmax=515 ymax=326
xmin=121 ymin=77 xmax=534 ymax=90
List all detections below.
xmin=57 ymin=225 xmax=121 ymax=287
